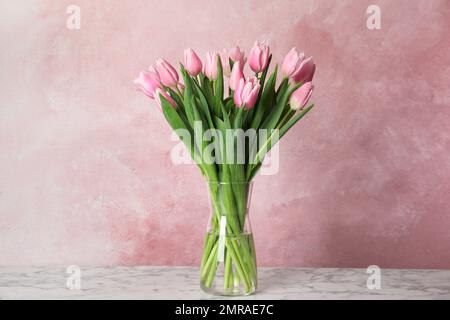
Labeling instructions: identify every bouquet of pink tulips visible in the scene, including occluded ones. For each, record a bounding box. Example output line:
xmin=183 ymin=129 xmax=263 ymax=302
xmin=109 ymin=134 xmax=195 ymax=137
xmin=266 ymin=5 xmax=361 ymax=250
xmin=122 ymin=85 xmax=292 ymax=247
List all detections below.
xmin=135 ymin=42 xmax=316 ymax=295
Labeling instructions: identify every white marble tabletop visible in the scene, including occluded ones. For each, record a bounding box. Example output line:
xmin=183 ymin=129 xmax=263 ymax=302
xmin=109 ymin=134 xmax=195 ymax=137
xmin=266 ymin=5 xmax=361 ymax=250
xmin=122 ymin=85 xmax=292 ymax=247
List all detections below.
xmin=0 ymin=266 xmax=449 ymax=300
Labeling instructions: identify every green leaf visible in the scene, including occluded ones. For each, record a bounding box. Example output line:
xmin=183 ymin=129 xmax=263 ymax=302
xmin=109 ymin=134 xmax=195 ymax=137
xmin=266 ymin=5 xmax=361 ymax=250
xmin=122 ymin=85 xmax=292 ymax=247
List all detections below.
xmin=276 ymin=77 xmax=289 ymax=101
xmin=179 ymin=65 xmax=196 ymax=126
xmin=160 ymin=94 xmax=195 ymax=161
xmin=201 ymin=75 xmax=217 ymax=116
xmin=220 ymin=102 xmax=232 ymax=130
xmin=191 ymin=97 xmax=218 ymax=180
xmin=166 ymin=88 xmax=184 ymax=110
xmin=211 ymin=56 xmax=225 ymax=120
xmin=255 ymin=104 xmax=315 ymax=165
xmin=250 ymin=65 xmax=278 ymax=131
xmin=214 ymin=116 xmax=225 ymax=129
xmin=260 ymin=80 xmax=301 ymax=132
xmin=160 ymin=93 xmax=218 ymax=181
xmin=214 ymin=55 xmax=224 ymax=102
xmin=247 ymin=163 xmax=262 ymax=181
xmin=246 ymin=104 xmax=315 ymax=181
xmin=224 ymin=98 xmax=235 ymax=114
xmin=278 ymin=104 xmax=315 ymax=140
xmin=245 ymin=55 xmax=272 ymax=127
xmin=192 ymin=81 xmax=215 ymax=130
xmin=233 ymin=107 xmax=245 ymax=129
xmin=191 ymin=96 xmax=208 ymax=134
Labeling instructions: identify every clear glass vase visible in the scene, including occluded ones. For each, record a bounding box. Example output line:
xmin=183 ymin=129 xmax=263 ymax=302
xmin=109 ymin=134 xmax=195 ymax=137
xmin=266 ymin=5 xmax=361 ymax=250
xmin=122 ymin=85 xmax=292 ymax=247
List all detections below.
xmin=200 ymin=181 xmax=257 ymax=296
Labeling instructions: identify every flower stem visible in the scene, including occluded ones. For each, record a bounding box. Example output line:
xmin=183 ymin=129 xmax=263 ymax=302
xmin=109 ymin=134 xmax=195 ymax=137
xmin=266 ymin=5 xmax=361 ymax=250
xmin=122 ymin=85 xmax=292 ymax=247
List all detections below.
xmin=200 ymin=182 xmax=257 ymax=295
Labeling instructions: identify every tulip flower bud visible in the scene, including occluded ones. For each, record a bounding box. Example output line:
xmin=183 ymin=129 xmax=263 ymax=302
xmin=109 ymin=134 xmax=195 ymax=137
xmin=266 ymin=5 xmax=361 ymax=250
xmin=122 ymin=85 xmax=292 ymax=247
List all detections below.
xmin=155 ymin=88 xmax=177 ymax=110
xmin=292 ymin=56 xmax=316 ymax=84
xmin=220 ymin=49 xmax=231 ymax=77
xmin=229 ymin=45 xmax=246 ymax=65
xmin=248 ymin=41 xmax=270 ymax=73
xmin=290 ymin=82 xmax=313 ymax=110
xmin=229 ymin=60 xmax=244 ymax=91
xmin=281 ymin=48 xmax=305 ymax=77
xmin=234 ymin=78 xmax=260 ymax=110
xmin=204 ymin=51 xmax=219 ymax=80
xmin=134 ymin=70 xmax=162 ymax=99
xmin=155 ymin=58 xmax=179 ymax=88
xmin=184 ymin=48 xmax=202 ymax=77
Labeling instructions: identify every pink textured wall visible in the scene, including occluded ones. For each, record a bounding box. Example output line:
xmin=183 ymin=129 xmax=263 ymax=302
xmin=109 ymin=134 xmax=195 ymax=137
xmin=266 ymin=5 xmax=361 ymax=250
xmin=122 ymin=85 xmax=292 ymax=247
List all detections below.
xmin=1 ymin=0 xmax=449 ymax=268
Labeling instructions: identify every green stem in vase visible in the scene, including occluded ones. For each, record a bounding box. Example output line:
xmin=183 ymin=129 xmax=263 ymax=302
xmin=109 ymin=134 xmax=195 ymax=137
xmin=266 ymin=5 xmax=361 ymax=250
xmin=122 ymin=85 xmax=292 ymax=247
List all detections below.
xmin=224 ymin=249 xmax=232 ymax=289
xmin=226 ymin=240 xmax=251 ymax=293
xmin=200 ymin=233 xmax=214 ymax=271
xmin=201 ymin=242 xmax=218 ymax=281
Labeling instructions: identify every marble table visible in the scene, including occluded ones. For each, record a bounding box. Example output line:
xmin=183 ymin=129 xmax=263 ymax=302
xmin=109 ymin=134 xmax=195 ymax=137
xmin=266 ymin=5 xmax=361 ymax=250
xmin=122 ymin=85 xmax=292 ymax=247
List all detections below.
xmin=0 ymin=266 xmax=449 ymax=300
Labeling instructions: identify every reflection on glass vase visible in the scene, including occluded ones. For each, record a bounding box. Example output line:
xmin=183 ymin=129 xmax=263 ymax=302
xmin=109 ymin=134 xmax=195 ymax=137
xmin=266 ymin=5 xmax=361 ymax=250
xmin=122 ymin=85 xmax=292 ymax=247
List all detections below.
xmin=200 ymin=181 xmax=257 ymax=296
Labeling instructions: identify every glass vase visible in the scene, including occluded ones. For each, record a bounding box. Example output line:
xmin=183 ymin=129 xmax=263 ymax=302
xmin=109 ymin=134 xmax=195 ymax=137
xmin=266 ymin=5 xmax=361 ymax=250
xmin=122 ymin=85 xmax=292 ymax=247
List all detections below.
xmin=200 ymin=181 xmax=257 ymax=296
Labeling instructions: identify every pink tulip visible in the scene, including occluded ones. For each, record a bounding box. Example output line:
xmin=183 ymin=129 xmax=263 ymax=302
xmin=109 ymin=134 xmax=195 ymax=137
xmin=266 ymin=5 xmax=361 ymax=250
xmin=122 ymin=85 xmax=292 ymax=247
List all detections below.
xmin=247 ymin=76 xmax=258 ymax=86
xmin=248 ymin=41 xmax=270 ymax=73
xmin=155 ymin=58 xmax=179 ymax=87
xmin=234 ymin=78 xmax=260 ymax=110
xmin=292 ymin=56 xmax=316 ymax=84
xmin=134 ymin=70 xmax=162 ymax=99
xmin=290 ymin=82 xmax=313 ymax=110
xmin=281 ymin=48 xmax=305 ymax=77
xmin=229 ymin=60 xmax=244 ymax=91
xmin=204 ymin=51 xmax=219 ymax=80
xmin=155 ymin=88 xmax=177 ymax=109
xmin=184 ymin=48 xmax=202 ymax=77
xmin=220 ymin=49 xmax=231 ymax=76
xmin=229 ymin=45 xmax=246 ymax=64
